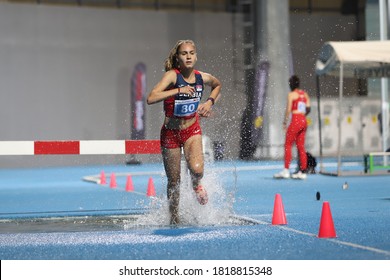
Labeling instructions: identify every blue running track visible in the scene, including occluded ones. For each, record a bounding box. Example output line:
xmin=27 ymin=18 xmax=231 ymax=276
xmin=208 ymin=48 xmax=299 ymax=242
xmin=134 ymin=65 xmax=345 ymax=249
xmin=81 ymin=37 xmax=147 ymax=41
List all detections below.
xmin=0 ymin=160 xmax=389 ymax=260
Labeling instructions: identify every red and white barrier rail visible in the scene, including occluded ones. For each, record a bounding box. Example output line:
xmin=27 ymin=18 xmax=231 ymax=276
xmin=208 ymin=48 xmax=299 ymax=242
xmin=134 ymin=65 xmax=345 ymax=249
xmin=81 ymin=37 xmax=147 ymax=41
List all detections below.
xmin=0 ymin=140 xmax=161 ymax=155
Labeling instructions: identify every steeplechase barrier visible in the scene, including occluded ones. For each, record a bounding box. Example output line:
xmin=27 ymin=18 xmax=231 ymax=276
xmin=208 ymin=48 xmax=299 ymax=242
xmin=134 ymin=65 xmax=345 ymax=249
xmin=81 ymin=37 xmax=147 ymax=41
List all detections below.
xmin=0 ymin=140 xmax=161 ymax=155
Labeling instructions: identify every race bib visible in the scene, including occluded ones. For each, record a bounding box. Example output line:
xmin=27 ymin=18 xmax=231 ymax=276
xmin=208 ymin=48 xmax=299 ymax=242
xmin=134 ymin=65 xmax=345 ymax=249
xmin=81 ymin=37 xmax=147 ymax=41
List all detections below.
xmin=174 ymin=98 xmax=200 ymax=117
xmin=297 ymin=101 xmax=306 ymax=113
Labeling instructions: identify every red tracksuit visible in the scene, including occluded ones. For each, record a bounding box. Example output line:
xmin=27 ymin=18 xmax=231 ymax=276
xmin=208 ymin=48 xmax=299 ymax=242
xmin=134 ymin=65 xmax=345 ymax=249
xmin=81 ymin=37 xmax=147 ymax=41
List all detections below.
xmin=284 ymin=90 xmax=308 ymax=171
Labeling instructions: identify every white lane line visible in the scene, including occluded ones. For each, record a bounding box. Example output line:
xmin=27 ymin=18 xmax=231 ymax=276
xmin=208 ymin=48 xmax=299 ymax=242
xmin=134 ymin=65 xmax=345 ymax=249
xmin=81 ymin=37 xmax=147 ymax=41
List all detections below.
xmin=246 ymin=215 xmax=390 ymax=257
xmin=327 ymin=239 xmax=390 ymax=256
xmin=82 ymin=161 xmax=360 ymax=183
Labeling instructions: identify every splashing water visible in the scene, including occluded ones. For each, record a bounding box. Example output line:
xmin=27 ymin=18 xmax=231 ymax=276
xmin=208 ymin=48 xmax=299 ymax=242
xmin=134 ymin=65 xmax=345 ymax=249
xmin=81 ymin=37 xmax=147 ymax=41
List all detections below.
xmin=134 ymin=161 xmax=237 ymax=227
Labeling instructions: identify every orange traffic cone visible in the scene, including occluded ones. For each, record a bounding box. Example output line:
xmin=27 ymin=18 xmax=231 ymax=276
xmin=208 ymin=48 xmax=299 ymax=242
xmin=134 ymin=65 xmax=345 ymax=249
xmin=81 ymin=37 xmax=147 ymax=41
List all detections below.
xmin=100 ymin=170 xmax=107 ymax=185
xmin=109 ymin=173 xmax=117 ymax=188
xmin=125 ymin=175 xmax=134 ymax=192
xmin=146 ymin=177 xmax=156 ymax=197
xmin=272 ymin=193 xmax=287 ymax=225
xmin=318 ymin=201 xmax=337 ymax=238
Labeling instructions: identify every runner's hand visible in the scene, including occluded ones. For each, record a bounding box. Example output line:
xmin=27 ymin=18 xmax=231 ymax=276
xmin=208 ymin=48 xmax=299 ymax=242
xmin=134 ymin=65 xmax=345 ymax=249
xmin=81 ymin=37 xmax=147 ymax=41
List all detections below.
xmin=198 ymin=102 xmax=212 ymax=117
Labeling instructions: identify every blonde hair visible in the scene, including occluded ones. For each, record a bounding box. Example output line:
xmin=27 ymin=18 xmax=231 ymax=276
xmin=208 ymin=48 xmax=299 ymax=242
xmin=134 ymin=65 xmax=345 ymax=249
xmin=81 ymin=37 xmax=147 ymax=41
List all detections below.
xmin=164 ymin=40 xmax=196 ymax=72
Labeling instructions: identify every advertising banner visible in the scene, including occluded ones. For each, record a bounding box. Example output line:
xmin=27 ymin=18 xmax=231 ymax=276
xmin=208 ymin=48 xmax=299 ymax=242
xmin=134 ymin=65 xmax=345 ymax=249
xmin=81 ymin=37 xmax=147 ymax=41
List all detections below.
xmin=239 ymin=61 xmax=269 ymax=159
xmin=252 ymin=61 xmax=270 ymax=144
xmin=131 ymin=63 xmax=147 ymax=140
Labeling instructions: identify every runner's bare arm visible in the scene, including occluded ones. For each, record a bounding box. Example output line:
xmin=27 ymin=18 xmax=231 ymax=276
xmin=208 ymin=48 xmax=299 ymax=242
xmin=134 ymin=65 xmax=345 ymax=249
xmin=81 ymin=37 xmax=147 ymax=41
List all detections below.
xmin=147 ymin=70 xmax=177 ymax=105
xmin=201 ymin=71 xmax=221 ymax=103
xmin=197 ymin=72 xmax=221 ymax=117
xmin=283 ymin=92 xmax=294 ymax=129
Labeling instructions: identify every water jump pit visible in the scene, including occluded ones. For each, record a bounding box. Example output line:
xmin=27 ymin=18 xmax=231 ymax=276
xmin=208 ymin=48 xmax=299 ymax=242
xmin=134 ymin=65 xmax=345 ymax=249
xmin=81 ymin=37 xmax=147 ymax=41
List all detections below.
xmin=0 ymin=162 xmax=248 ymax=235
xmin=0 ymin=214 xmax=261 ymax=234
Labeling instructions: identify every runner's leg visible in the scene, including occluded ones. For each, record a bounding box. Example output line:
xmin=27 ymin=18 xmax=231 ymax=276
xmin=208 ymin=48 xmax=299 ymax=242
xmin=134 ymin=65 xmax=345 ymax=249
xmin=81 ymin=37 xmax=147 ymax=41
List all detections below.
xmin=183 ymin=134 xmax=208 ymax=204
xmin=162 ymin=147 xmax=182 ymax=224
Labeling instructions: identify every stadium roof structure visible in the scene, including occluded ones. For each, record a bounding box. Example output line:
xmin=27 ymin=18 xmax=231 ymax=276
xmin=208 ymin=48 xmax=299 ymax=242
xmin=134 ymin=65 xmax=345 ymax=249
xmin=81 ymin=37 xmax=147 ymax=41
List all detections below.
xmin=315 ymin=40 xmax=390 ymax=176
xmin=315 ymin=40 xmax=390 ymax=78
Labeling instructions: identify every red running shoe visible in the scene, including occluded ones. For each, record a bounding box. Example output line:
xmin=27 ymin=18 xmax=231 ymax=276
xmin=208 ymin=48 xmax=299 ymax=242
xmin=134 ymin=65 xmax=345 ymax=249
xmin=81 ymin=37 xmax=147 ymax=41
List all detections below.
xmin=193 ymin=185 xmax=208 ymax=205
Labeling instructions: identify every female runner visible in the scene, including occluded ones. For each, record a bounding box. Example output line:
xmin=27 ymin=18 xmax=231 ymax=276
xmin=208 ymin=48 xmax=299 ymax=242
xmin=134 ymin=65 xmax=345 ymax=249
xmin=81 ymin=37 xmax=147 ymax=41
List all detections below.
xmin=147 ymin=40 xmax=221 ymax=224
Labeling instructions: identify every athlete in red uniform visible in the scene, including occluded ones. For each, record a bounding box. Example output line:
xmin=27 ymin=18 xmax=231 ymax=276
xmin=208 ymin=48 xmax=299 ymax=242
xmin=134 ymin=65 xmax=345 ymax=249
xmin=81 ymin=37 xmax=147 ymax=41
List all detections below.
xmin=274 ymin=75 xmax=311 ymax=179
xmin=147 ymin=40 xmax=221 ymax=224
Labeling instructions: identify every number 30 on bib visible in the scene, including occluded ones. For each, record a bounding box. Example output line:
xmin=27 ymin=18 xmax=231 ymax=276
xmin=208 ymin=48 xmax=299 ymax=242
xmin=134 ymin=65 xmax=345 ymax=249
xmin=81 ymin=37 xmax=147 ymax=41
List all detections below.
xmin=174 ymin=98 xmax=200 ymax=117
